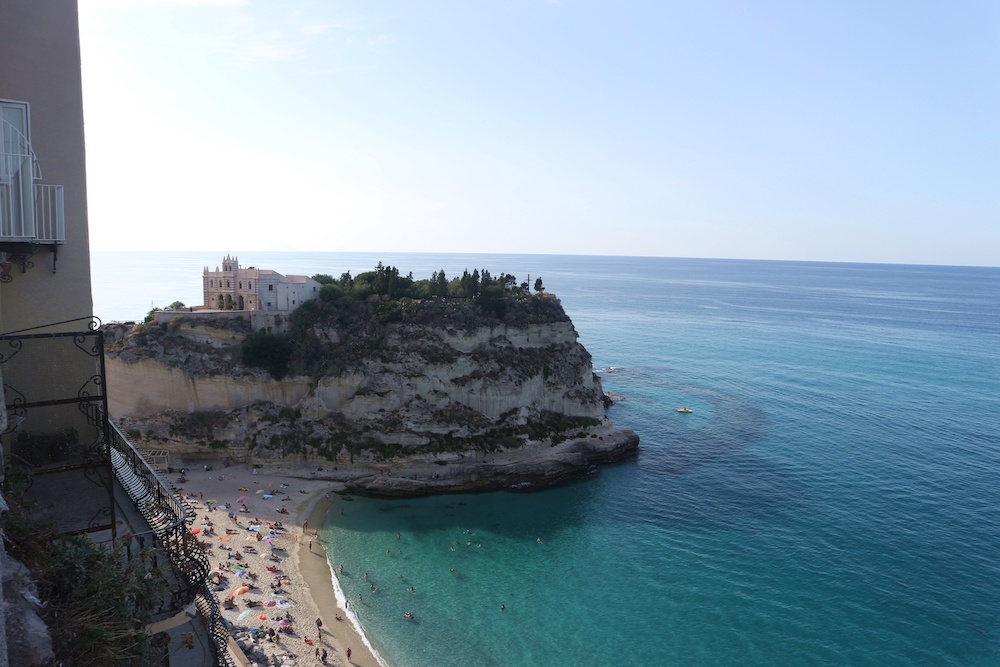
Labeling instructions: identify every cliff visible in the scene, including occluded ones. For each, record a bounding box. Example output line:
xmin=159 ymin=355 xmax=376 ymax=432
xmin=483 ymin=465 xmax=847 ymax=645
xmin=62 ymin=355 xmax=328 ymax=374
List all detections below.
xmin=104 ymin=291 xmax=638 ymax=494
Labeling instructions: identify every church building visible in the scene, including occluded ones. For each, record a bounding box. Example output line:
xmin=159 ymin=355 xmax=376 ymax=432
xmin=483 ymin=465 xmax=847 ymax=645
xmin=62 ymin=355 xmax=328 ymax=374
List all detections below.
xmin=202 ymin=254 xmax=321 ymax=312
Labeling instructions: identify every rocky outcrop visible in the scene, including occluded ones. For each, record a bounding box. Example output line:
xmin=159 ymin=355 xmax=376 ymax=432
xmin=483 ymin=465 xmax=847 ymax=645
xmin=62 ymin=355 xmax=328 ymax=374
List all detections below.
xmin=105 ymin=295 xmax=638 ymax=494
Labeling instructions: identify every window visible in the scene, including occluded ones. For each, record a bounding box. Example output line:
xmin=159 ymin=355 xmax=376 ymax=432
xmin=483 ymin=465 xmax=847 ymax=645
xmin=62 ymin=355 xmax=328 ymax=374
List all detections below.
xmin=268 ymin=284 xmax=273 ymax=291
xmin=1 ymin=99 xmax=33 ymax=239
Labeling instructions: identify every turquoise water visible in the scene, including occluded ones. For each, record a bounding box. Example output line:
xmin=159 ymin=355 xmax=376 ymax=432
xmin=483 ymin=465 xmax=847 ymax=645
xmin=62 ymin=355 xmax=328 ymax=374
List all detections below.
xmin=91 ymin=253 xmax=1000 ymax=666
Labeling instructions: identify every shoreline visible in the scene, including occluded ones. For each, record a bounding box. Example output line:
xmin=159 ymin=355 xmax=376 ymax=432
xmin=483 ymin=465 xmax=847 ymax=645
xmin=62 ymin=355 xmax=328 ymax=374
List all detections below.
xmin=298 ymin=492 xmax=386 ymax=667
xmin=178 ymin=463 xmax=381 ymax=667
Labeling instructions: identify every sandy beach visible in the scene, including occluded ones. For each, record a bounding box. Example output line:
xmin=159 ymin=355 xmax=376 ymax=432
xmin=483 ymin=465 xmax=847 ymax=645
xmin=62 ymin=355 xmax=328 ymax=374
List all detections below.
xmin=177 ymin=463 xmax=381 ymax=667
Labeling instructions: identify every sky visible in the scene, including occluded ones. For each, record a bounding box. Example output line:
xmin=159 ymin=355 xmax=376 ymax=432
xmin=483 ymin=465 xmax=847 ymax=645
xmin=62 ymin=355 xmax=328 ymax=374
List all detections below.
xmin=78 ymin=0 xmax=1000 ymax=266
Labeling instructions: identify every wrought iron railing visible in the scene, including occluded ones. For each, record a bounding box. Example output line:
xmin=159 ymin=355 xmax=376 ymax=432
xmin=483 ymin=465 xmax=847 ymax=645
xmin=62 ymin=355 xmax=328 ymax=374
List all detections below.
xmin=0 ymin=322 xmax=115 ymax=536
xmin=108 ymin=422 xmax=238 ymax=667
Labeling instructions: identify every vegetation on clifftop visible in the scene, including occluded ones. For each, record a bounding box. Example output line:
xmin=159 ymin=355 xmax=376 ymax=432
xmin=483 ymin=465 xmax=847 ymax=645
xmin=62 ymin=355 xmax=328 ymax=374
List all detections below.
xmin=241 ymin=264 xmax=566 ymax=379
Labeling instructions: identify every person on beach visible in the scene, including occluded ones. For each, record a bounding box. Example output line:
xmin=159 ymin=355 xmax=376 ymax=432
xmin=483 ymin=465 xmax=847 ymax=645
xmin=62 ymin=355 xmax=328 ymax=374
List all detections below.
xmin=346 ymin=647 xmax=352 ymax=660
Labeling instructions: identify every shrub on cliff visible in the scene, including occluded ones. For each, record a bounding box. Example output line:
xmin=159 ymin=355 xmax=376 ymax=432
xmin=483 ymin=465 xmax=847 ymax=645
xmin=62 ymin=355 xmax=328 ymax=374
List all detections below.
xmin=240 ymin=328 xmax=294 ymax=379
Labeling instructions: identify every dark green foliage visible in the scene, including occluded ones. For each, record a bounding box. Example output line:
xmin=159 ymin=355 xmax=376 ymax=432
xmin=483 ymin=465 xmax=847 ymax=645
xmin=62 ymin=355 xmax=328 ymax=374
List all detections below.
xmin=249 ymin=263 xmax=562 ymax=379
xmin=1 ymin=479 xmax=166 ymax=667
xmin=241 ymin=328 xmax=294 ymax=378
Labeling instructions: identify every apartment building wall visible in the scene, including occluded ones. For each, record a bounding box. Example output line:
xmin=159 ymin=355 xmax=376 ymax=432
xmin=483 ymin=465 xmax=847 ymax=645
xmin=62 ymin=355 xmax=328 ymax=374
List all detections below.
xmin=0 ymin=0 xmax=94 ymax=334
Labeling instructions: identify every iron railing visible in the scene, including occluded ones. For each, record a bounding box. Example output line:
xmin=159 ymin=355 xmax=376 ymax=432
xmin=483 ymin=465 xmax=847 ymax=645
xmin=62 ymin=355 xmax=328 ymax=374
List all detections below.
xmin=108 ymin=422 xmax=238 ymax=667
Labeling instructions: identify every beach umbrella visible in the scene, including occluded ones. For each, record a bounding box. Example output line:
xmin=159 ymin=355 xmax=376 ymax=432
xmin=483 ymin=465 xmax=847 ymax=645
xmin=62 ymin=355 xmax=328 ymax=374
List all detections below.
xmin=265 ymin=600 xmax=276 ymax=607
xmin=190 ymin=528 xmax=200 ymax=534
xmin=278 ymin=619 xmax=287 ymax=626
xmin=263 ymin=536 xmax=275 ymax=542
xmin=258 ymin=615 xmax=267 ymax=620
xmin=237 ymin=496 xmax=247 ymax=501
xmin=256 ymin=489 xmax=264 ymax=494
xmin=236 ymin=586 xmax=250 ymax=595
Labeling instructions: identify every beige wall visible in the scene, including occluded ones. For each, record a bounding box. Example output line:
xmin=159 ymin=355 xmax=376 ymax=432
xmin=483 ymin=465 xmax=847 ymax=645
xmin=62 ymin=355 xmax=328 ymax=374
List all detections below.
xmin=0 ymin=0 xmax=93 ymax=334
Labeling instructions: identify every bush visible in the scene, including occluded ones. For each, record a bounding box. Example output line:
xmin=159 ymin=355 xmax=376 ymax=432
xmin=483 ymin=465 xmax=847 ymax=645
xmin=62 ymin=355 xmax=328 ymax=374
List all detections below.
xmin=0 ymin=482 xmax=167 ymax=666
xmin=241 ymin=328 xmax=294 ymax=379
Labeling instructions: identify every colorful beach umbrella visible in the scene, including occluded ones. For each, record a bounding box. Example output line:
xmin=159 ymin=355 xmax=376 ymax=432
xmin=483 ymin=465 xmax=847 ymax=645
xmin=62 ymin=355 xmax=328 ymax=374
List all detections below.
xmin=190 ymin=528 xmax=200 ymax=534
xmin=237 ymin=496 xmax=247 ymax=501
xmin=235 ymin=586 xmax=250 ymax=595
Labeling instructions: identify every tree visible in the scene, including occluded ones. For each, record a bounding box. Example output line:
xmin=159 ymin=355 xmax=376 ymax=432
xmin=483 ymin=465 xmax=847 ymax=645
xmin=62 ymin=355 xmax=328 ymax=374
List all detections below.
xmin=430 ymin=270 xmax=449 ymax=298
xmin=534 ymin=277 xmax=545 ymax=293
xmin=168 ymin=300 xmax=186 ymax=309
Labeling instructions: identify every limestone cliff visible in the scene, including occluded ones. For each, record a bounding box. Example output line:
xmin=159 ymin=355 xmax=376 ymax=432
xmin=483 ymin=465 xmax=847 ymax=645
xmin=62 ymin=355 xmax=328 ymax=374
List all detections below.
xmin=104 ymin=292 xmax=638 ymax=494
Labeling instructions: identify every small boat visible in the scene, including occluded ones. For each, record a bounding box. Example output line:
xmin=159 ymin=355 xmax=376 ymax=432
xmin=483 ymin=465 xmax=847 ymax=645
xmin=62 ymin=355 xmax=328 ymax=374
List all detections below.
xmin=677 ymin=407 xmax=693 ymax=414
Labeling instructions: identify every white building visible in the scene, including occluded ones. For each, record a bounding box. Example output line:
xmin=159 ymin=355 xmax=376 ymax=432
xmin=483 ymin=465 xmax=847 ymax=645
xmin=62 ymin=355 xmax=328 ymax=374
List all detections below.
xmin=202 ymin=254 xmax=321 ymax=311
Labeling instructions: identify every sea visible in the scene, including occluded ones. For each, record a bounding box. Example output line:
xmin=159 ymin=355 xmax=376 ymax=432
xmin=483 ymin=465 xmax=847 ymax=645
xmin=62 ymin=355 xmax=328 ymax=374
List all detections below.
xmin=91 ymin=252 xmax=1000 ymax=667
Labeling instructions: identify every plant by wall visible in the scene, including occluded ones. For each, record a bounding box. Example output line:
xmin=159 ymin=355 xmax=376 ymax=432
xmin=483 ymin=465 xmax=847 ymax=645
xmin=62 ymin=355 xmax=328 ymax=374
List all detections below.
xmin=1 ymin=471 xmax=168 ymax=666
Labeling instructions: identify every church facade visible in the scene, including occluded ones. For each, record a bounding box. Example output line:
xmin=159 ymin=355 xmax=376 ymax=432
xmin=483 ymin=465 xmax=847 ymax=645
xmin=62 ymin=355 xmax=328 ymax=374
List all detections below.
xmin=202 ymin=254 xmax=321 ymax=312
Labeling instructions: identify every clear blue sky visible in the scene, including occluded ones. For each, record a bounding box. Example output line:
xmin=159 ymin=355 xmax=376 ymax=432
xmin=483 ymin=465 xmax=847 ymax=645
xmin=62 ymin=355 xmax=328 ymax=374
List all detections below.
xmin=79 ymin=0 xmax=1000 ymax=266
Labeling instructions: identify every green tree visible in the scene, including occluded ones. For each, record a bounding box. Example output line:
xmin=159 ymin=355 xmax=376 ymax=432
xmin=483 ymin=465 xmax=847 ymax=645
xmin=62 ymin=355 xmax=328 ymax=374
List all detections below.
xmin=435 ymin=269 xmax=448 ymax=297
xmin=241 ymin=328 xmax=294 ymax=379
xmin=534 ymin=277 xmax=545 ymax=293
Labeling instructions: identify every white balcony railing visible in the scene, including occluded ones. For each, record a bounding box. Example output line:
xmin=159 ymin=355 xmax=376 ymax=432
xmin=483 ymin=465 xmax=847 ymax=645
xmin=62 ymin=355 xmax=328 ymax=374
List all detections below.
xmin=1 ymin=115 xmax=64 ymax=244
xmin=33 ymin=183 xmax=65 ymax=243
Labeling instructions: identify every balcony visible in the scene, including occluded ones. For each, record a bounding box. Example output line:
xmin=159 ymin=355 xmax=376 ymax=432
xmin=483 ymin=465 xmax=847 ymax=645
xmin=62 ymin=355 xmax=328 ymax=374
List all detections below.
xmin=1 ymin=114 xmax=65 ymax=247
